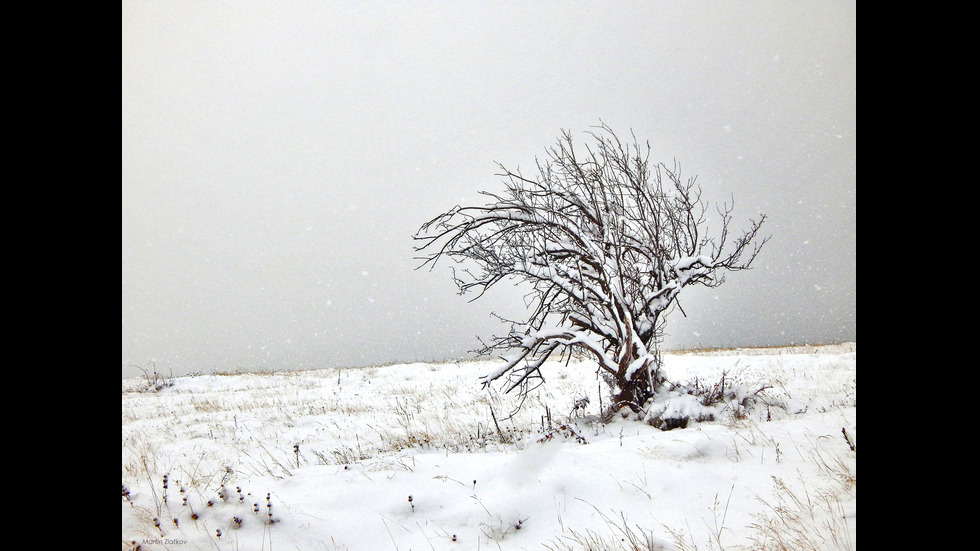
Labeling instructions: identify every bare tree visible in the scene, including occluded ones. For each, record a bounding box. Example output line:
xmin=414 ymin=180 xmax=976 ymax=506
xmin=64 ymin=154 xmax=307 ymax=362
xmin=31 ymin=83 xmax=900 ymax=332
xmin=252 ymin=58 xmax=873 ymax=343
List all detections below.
xmin=414 ymin=123 xmax=769 ymax=415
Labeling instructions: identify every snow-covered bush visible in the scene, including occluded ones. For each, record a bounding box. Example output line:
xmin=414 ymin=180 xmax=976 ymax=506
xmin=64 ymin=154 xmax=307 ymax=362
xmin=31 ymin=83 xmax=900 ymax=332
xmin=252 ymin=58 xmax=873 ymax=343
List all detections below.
xmin=642 ymin=371 xmax=770 ymax=430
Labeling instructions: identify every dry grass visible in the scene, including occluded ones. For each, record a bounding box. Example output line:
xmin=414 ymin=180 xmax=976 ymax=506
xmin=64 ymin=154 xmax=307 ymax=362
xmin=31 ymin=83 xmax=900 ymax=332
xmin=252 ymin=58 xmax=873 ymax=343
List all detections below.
xmin=545 ymin=507 xmax=672 ymax=551
xmin=747 ymin=474 xmax=854 ymax=550
xmin=669 ymin=343 xmax=855 ymax=357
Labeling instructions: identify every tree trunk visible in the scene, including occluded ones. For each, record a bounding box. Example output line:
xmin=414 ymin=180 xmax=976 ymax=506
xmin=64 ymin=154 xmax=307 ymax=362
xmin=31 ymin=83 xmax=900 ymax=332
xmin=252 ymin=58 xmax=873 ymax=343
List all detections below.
xmin=610 ymin=353 xmax=657 ymax=414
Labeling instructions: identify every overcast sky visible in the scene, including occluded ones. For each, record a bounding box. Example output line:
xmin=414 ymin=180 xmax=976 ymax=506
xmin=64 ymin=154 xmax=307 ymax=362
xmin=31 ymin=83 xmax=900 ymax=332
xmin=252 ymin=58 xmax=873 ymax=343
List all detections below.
xmin=122 ymin=1 xmax=856 ymax=378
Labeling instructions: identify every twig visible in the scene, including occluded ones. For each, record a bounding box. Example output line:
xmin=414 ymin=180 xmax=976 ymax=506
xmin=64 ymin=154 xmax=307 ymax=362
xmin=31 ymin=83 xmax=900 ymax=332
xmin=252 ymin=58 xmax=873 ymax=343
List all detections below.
xmin=488 ymin=401 xmax=505 ymax=441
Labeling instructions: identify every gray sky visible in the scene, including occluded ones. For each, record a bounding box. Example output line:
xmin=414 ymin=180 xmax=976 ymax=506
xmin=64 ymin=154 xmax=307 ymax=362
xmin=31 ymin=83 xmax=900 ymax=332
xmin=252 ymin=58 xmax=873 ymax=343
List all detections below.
xmin=122 ymin=1 xmax=856 ymax=378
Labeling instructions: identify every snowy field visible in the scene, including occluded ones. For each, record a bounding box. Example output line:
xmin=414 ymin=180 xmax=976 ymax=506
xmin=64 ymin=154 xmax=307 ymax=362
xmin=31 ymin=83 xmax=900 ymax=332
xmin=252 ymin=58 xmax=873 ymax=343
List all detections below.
xmin=122 ymin=343 xmax=855 ymax=550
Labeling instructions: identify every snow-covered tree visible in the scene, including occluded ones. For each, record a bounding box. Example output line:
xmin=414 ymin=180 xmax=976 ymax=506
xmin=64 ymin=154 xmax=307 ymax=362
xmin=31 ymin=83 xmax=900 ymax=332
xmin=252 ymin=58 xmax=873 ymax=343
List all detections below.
xmin=414 ymin=123 xmax=769 ymax=415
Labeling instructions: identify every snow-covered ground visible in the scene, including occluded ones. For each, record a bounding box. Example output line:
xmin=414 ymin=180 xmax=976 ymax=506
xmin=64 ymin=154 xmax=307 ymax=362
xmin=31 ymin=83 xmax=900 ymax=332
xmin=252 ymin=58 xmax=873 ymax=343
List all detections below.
xmin=122 ymin=343 xmax=855 ymax=550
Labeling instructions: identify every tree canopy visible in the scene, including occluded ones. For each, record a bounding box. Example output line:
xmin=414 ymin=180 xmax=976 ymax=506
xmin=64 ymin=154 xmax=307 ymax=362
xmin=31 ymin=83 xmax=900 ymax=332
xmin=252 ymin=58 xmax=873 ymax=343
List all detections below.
xmin=415 ymin=123 xmax=768 ymax=413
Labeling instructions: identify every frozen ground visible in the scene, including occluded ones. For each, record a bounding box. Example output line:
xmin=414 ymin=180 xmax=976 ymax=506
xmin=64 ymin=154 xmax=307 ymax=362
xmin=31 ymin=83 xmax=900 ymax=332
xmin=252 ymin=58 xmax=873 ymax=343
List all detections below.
xmin=122 ymin=343 xmax=855 ymax=550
